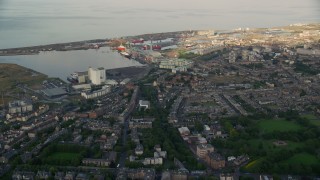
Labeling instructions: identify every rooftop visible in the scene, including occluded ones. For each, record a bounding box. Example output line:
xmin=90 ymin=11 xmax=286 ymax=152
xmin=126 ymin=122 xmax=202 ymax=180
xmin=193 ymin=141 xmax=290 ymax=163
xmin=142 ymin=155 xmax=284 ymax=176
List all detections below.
xmin=42 ymin=87 xmax=67 ymax=97
xmin=209 ymin=152 xmax=225 ymax=161
xmin=197 ymin=144 xmax=213 ymax=150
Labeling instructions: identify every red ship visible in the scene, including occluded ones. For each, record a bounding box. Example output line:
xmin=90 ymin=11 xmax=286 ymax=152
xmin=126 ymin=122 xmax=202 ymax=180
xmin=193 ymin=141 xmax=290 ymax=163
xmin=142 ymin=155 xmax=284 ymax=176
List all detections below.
xmin=117 ymin=45 xmax=126 ymax=51
xmin=152 ymin=45 xmax=161 ymax=50
xmin=132 ymin=38 xmax=144 ymax=44
xmin=142 ymin=45 xmax=162 ymax=50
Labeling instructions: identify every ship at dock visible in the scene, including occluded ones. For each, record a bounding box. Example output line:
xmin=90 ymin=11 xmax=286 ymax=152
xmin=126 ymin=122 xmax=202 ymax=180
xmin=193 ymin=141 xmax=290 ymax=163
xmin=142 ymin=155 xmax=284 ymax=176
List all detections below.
xmin=115 ymin=44 xmax=132 ymax=59
xmin=67 ymin=72 xmax=79 ymax=83
xmin=120 ymin=51 xmax=132 ymax=59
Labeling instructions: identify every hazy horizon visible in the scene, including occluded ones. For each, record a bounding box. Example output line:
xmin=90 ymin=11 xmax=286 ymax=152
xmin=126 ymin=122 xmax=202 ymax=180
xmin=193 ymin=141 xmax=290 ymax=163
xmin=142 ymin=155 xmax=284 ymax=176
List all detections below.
xmin=0 ymin=0 xmax=319 ymax=48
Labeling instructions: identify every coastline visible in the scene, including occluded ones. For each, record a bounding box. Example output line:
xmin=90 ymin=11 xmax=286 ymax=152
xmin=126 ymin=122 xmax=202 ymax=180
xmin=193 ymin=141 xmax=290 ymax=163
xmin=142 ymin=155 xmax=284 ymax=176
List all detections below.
xmin=0 ymin=30 xmax=191 ymax=56
xmin=1 ymin=22 xmax=320 ymax=56
xmin=0 ymin=39 xmax=109 ymax=56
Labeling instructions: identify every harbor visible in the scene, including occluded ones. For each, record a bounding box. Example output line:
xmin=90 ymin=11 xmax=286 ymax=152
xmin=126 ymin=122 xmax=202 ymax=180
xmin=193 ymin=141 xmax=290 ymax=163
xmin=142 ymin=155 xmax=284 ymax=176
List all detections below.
xmin=0 ymin=46 xmax=143 ymax=82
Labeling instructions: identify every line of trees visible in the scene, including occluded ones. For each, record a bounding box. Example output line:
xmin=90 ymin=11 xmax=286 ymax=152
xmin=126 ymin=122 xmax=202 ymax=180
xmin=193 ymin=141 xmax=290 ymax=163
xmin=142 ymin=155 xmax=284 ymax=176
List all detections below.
xmin=137 ymin=85 xmax=206 ymax=171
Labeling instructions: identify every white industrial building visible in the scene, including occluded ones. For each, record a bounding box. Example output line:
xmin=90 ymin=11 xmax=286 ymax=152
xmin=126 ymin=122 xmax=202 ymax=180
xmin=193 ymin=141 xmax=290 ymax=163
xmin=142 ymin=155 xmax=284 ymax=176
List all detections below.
xmin=105 ymin=79 xmax=119 ymax=86
xmin=77 ymin=71 xmax=88 ymax=84
xmin=72 ymin=84 xmax=91 ymax=90
xmin=120 ymin=78 xmax=131 ymax=85
xmin=88 ymin=67 xmax=106 ymax=85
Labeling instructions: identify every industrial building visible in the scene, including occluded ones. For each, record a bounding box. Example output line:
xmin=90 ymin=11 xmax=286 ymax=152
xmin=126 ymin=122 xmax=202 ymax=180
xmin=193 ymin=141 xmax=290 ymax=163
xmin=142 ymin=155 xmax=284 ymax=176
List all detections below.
xmin=77 ymin=71 xmax=88 ymax=84
xmin=88 ymin=67 xmax=106 ymax=85
xmin=41 ymin=87 xmax=67 ymax=99
xmin=81 ymin=85 xmax=111 ymax=99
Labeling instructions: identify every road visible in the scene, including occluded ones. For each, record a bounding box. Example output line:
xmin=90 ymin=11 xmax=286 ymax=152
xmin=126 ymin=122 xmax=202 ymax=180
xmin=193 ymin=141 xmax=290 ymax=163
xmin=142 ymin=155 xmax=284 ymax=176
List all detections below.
xmin=118 ymin=116 xmax=129 ymax=168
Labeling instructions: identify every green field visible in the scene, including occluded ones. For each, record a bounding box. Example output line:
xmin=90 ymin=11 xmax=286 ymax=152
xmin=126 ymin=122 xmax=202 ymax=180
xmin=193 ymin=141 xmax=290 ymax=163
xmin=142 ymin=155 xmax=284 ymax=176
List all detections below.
xmin=43 ymin=151 xmax=83 ymax=166
xmin=47 ymin=152 xmax=80 ymax=161
xmin=0 ymin=63 xmax=49 ymax=104
xmin=301 ymin=114 xmax=318 ymax=120
xmin=38 ymin=144 xmax=87 ymax=166
xmin=258 ymin=119 xmax=302 ymax=133
xmin=218 ymin=114 xmax=320 ymax=174
xmin=0 ymin=63 xmax=47 ymax=90
xmin=283 ymin=153 xmax=319 ymax=166
xmin=201 ymin=101 xmax=218 ymax=107
xmin=310 ymin=120 xmax=320 ymax=127
xmin=301 ymin=114 xmax=320 ymax=127
xmin=247 ymin=140 xmax=304 ymax=151
xmin=243 ymin=153 xmax=320 ymax=173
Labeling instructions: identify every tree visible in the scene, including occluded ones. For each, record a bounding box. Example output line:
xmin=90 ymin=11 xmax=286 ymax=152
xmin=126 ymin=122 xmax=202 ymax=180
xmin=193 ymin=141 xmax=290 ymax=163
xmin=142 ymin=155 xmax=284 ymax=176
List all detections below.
xmin=300 ymin=89 xmax=307 ymax=97
xmin=49 ymin=167 xmax=57 ymax=174
xmin=230 ymin=129 xmax=239 ymax=138
xmin=194 ymin=120 xmax=204 ymax=132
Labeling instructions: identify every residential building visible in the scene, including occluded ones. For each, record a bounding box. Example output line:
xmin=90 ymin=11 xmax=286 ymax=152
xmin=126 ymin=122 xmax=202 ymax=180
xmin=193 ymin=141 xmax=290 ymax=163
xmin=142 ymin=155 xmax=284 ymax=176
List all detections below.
xmin=229 ymin=51 xmax=237 ymax=63
xmin=76 ymin=173 xmax=88 ymax=180
xmin=178 ymin=127 xmax=190 ymax=136
xmin=139 ymin=100 xmax=150 ymax=109
xmin=36 ymin=171 xmax=51 ymax=179
xmin=205 ymin=152 xmax=225 ymax=169
xmin=159 ymin=59 xmax=193 ymax=72
xmin=154 ymin=145 xmax=167 ymax=158
xmin=196 ymin=144 xmax=214 ymax=158
xmin=64 ymin=172 xmax=76 ymax=180
xmin=82 ymin=158 xmax=111 ymax=167
xmin=161 ymin=170 xmax=188 ymax=180
xmin=8 ymin=100 xmax=33 ymax=114
xmin=54 ymin=172 xmax=65 ymax=180
xmin=0 ymin=150 xmax=17 ymax=163
xmin=143 ymin=157 xmax=163 ymax=165
xmin=129 ymin=118 xmax=154 ymax=129
xmin=220 ymin=174 xmax=236 ymax=180
xmin=12 ymin=171 xmax=35 ymax=180
xmin=126 ymin=168 xmax=155 ymax=180
xmin=135 ymin=144 xmax=144 ymax=155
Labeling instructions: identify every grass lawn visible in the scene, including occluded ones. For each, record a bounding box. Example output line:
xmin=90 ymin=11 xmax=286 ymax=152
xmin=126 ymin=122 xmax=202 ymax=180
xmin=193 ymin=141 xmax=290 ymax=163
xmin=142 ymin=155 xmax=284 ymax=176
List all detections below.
xmin=43 ymin=152 xmax=82 ymax=166
xmin=243 ymin=153 xmax=320 ymax=173
xmin=201 ymin=101 xmax=218 ymax=107
xmin=310 ymin=119 xmax=320 ymax=127
xmin=0 ymin=63 xmax=47 ymax=91
xmin=301 ymin=114 xmax=320 ymax=127
xmin=301 ymin=114 xmax=318 ymax=120
xmin=284 ymin=141 xmax=305 ymax=150
xmin=47 ymin=152 xmax=80 ymax=161
xmin=258 ymin=119 xmax=302 ymax=133
xmin=247 ymin=139 xmax=304 ymax=152
xmin=282 ymin=153 xmax=319 ymax=166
